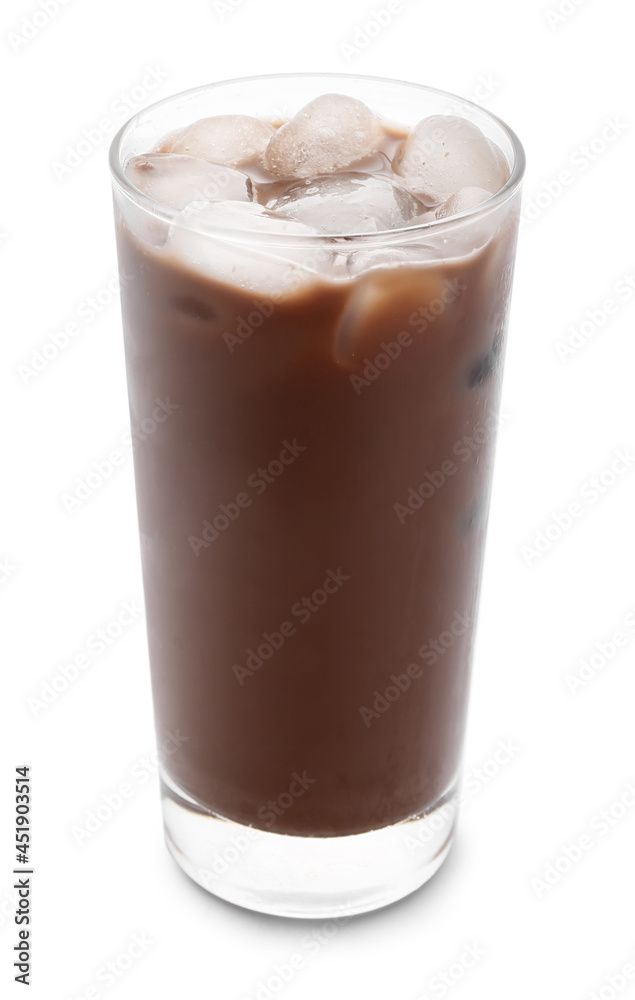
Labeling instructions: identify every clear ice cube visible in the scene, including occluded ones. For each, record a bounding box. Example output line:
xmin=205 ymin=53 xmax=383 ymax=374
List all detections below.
xmin=435 ymin=186 xmax=493 ymax=220
xmin=125 ymin=154 xmax=252 ymax=210
xmin=268 ymin=172 xmax=422 ymax=235
xmin=165 ymin=115 xmax=275 ymax=168
xmin=393 ymin=115 xmax=509 ymax=205
xmin=333 ymin=266 xmax=456 ymax=368
xmin=167 ymin=200 xmax=326 ymax=297
xmin=346 ymin=243 xmax=440 ymax=275
xmin=264 ymin=94 xmax=380 ymax=178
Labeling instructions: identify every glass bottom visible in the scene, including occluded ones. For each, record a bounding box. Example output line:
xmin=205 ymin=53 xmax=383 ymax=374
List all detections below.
xmin=160 ymin=768 xmax=457 ymax=918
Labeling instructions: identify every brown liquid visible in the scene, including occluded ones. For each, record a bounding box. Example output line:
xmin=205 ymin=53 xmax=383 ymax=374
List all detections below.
xmin=116 ymin=127 xmax=518 ymax=837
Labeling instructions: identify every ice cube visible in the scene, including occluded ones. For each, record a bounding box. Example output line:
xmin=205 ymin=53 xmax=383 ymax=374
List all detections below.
xmin=393 ymin=116 xmax=509 ymax=205
xmin=333 ymin=265 xmax=455 ymax=368
xmin=180 ymin=199 xmax=317 ymax=236
xmin=435 ymin=186 xmax=493 ymax=220
xmin=164 ymin=115 xmax=276 ymax=168
xmin=346 ymin=243 xmax=439 ymax=275
xmin=268 ymin=172 xmax=422 ymax=235
xmin=167 ymin=200 xmax=327 ymax=297
xmin=264 ymin=94 xmax=381 ymax=178
xmin=125 ymin=154 xmax=252 ymax=210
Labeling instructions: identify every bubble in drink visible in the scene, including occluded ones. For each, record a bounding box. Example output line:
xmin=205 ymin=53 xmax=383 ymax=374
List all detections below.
xmin=393 ymin=115 xmax=509 ymax=205
xmin=268 ymin=172 xmax=422 ymax=235
xmin=125 ymin=153 xmax=252 ymax=210
xmin=435 ymin=186 xmax=493 ymax=220
xmin=165 ymin=115 xmax=276 ymax=168
xmin=264 ymin=94 xmax=380 ymax=178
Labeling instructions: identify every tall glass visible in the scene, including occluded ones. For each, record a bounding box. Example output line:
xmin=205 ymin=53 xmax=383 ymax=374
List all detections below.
xmin=110 ymin=74 xmax=524 ymax=918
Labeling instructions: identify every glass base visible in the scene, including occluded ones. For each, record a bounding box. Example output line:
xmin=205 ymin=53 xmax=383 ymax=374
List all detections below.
xmin=160 ymin=769 xmax=457 ymax=918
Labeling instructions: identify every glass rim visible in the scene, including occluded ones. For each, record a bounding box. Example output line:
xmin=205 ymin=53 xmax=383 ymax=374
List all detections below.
xmin=109 ymin=71 xmax=525 ymax=247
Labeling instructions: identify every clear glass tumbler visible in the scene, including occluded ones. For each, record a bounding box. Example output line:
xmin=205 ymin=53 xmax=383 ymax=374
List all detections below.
xmin=110 ymin=73 xmax=524 ymax=918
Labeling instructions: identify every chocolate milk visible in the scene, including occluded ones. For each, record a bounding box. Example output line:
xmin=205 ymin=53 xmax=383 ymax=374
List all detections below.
xmin=115 ymin=104 xmax=519 ymax=838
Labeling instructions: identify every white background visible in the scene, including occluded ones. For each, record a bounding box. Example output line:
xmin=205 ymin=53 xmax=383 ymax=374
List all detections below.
xmin=2 ymin=0 xmax=634 ymax=997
